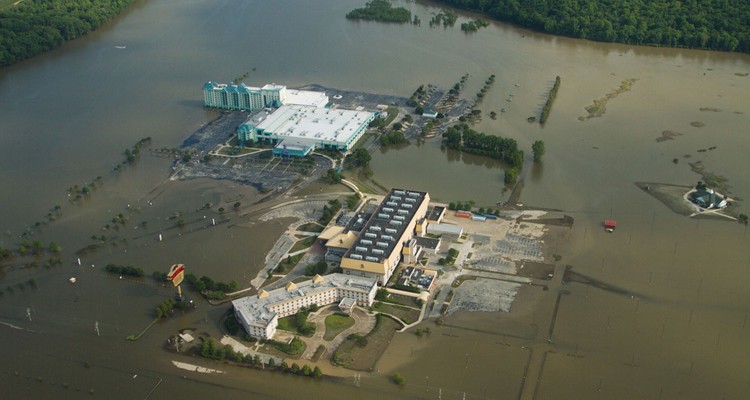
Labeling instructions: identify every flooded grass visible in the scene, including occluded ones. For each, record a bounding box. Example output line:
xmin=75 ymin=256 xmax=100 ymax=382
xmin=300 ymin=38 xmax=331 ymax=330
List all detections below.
xmin=333 ymin=314 xmax=402 ymax=371
xmin=579 ymin=79 xmax=637 ymax=121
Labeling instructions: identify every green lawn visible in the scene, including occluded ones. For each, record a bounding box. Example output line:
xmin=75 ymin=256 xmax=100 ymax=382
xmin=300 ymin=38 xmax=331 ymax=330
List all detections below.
xmin=275 ymin=253 xmax=304 ymax=274
xmin=297 ymin=223 xmax=324 ymax=233
xmin=290 ymin=236 xmax=316 ymax=253
xmin=277 ymin=313 xmax=316 ymax=337
xmin=324 ymin=313 xmax=355 ymax=341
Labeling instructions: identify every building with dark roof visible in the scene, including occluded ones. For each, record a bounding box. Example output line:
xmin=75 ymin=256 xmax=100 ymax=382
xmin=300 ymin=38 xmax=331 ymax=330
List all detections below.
xmin=689 ymin=188 xmax=728 ymax=209
xmin=340 ymin=189 xmax=430 ymax=285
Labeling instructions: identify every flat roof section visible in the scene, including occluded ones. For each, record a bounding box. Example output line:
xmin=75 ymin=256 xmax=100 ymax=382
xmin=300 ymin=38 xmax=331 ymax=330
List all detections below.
xmin=232 ymin=273 xmax=377 ymax=328
xmin=426 ymin=206 xmax=445 ymax=222
xmin=344 ymin=189 xmax=427 ymax=264
xmin=284 ymin=89 xmax=329 ymax=108
xmin=256 ymin=105 xmax=374 ymax=145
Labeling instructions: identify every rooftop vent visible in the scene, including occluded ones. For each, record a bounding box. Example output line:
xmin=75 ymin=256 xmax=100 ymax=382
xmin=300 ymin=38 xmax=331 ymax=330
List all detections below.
xmin=365 ymin=256 xmax=379 ymax=262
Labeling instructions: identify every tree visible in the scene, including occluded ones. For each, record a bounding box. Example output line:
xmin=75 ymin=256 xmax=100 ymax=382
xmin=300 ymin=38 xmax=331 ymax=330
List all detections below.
xmin=346 ymin=148 xmax=371 ymax=168
xmin=290 ymin=363 xmax=301 ymax=374
xmin=48 ymin=242 xmax=62 ymax=253
xmin=532 ymin=140 xmax=545 ymax=162
xmin=504 ymin=168 xmax=519 ymax=185
xmin=312 ymin=366 xmax=323 ymax=378
xmin=324 ymin=169 xmax=342 ymax=184
xmin=301 ymin=364 xmax=312 ymax=376
xmin=392 ymin=373 xmax=405 ymax=385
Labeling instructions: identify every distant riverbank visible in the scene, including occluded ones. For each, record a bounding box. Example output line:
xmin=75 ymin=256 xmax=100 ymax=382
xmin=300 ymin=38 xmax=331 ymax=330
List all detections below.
xmin=0 ymin=0 xmax=139 ymax=67
xmin=431 ymin=0 xmax=750 ymax=53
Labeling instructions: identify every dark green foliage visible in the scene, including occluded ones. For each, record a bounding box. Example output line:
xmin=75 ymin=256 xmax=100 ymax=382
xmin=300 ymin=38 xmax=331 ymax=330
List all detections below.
xmin=346 ymin=0 xmax=411 ymax=23
xmin=346 ymin=194 xmax=361 ymax=209
xmin=461 ymin=19 xmax=489 ymax=32
xmin=443 ymin=124 xmax=524 ymax=169
xmin=155 ymin=298 xmax=175 ymax=319
xmin=304 ymin=260 xmax=328 ymax=276
xmin=430 ymin=10 xmax=457 ymax=27
xmin=0 ymin=0 xmax=138 ymax=67
xmin=270 ymin=337 xmax=305 ymax=356
xmin=184 ymin=273 xmax=237 ymax=296
xmin=319 ymin=199 xmax=342 ymax=225
xmin=199 ymin=337 xmax=234 ymax=360
xmin=324 ymin=168 xmax=342 ymax=184
xmin=504 ymin=168 xmax=519 ymax=185
xmin=345 ymin=148 xmax=371 ymax=168
xmin=532 ymin=140 xmax=545 ymax=162
xmin=739 ymin=214 xmax=748 ymax=225
xmin=105 ymin=263 xmax=144 ymax=277
xmin=539 ymin=76 xmax=560 ymax=124
xmin=433 ymin=0 xmax=750 ymax=53
xmin=380 ymin=131 xmax=408 ymax=146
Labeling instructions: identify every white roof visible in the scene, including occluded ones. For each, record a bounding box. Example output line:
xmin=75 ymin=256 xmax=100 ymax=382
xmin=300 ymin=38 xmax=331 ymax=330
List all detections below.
xmin=256 ymin=105 xmax=374 ymax=145
xmin=284 ymin=89 xmax=329 ymax=108
xmin=426 ymin=223 xmax=464 ymax=235
xmin=262 ymin=83 xmax=285 ymax=91
xmin=232 ymin=273 xmax=376 ymax=329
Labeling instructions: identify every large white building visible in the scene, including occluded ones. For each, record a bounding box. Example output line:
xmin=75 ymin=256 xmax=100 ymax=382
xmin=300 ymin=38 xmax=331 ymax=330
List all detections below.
xmin=202 ymin=82 xmax=329 ymax=111
xmin=339 ymin=189 xmax=430 ymax=285
xmin=237 ymin=105 xmax=375 ymax=157
xmin=232 ymin=274 xmax=378 ymax=339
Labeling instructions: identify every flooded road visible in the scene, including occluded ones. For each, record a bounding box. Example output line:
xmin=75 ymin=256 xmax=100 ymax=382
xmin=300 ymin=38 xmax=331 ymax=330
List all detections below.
xmin=1 ymin=0 xmax=750 ymax=398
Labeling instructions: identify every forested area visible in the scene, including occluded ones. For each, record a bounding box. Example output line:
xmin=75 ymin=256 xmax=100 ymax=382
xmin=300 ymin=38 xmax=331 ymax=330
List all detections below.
xmin=433 ymin=0 xmax=750 ymax=53
xmin=346 ymin=0 xmax=411 ymax=23
xmin=0 ymin=0 xmax=137 ymax=67
xmin=443 ymin=124 xmax=524 ymax=169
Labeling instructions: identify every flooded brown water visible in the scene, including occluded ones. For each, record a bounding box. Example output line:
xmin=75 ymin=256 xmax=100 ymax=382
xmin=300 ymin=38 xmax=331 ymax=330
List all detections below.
xmin=1 ymin=0 xmax=749 ymax=399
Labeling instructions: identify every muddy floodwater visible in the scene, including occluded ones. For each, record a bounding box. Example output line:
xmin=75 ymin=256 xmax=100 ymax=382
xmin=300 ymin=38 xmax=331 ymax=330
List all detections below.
xmin=1 ymin=0 xmax=750 ymax=399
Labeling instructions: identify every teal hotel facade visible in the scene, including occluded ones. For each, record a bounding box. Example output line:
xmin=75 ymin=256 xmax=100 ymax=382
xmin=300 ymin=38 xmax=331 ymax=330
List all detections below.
xmin=203 ymin=82 xmax=329 ymax=111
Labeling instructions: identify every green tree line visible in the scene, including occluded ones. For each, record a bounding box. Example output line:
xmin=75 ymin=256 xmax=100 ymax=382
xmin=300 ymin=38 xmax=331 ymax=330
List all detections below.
xmin=346 ymin=0 xmax=411 ymax=23
xmin=443 ymin=124 xmax=524 ymax=169
xmin=433 ymin=0 xmax=750 ymax=53
xmin=0 ymin=0 xmax=137 ymax=67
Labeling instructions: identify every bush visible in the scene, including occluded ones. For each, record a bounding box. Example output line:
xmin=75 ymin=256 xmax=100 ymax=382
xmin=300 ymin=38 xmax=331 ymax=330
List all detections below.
xmin=392 ymin=373 xmax=405 ymax=385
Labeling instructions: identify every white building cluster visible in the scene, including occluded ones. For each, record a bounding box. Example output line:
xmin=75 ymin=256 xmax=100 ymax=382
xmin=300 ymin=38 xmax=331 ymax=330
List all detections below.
xmin=232 ymin=273 xmax=377 ymax=339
